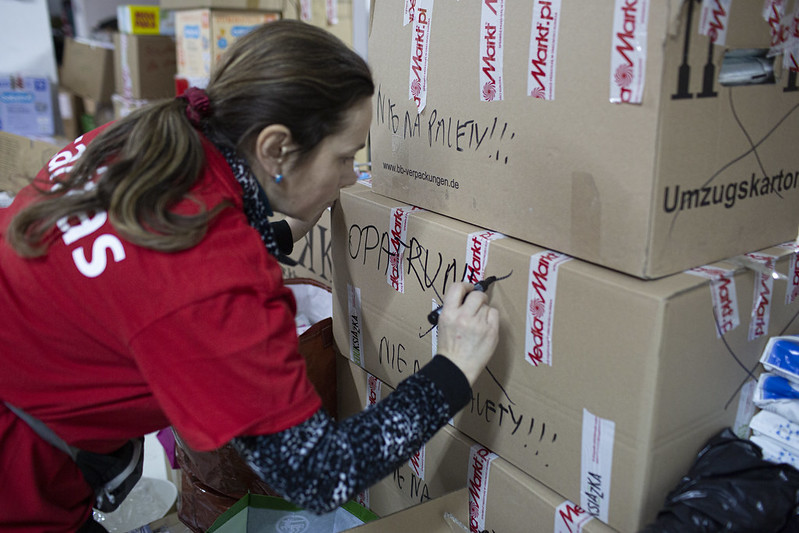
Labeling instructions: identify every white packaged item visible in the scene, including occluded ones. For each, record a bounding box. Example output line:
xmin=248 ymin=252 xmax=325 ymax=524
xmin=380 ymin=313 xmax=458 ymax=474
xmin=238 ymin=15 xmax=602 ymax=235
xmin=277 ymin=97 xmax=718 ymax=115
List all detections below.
xmin=753 ymin=373 xmax=799 ymax=425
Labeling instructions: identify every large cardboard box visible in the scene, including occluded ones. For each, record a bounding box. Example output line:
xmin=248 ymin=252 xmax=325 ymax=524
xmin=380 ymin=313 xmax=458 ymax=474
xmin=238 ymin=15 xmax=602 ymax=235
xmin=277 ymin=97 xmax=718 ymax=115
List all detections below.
xmin=368 ymin=0 xmax=799 ymax=279
xmin=60 ymin=38 xmax=116 ymax=102
xmin=0 ymin=131 xmax=66 ymax=193
xmin=330 ymin=182 xmax=799 ymax=532
xmin=338 ymin=356 xmax=617 ymax=532
xmin=174 ymin=9 xmax=280 ymax=78
xmin=114 ymin=33 xmax=177 ymax=100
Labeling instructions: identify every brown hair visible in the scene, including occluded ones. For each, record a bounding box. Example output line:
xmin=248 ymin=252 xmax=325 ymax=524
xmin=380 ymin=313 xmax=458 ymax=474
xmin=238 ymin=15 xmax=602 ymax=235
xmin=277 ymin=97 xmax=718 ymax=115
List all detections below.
xmin=7 ymin=19 xmax=374 ymax=256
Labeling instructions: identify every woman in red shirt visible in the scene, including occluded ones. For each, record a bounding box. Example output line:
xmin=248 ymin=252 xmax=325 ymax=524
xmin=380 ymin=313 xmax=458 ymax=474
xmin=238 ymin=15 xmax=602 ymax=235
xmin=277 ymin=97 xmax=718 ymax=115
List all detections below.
xmin=0 ymin=20 xmax=498 ymax=532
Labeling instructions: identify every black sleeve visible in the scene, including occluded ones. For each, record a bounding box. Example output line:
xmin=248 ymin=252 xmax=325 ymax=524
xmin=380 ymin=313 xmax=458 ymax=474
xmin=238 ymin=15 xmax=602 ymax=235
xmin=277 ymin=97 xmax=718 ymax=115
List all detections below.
xmin=270 ymin=220 xmax=294 ymax=255
xmin=231 ymin=355 xmax=471 ymax=513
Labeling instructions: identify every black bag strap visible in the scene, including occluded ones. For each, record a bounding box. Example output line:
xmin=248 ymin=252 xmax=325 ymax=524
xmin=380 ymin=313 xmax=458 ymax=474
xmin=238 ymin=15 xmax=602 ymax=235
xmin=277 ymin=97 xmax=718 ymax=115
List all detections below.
xmin=4 ymin=401 xmax=79 ymax=460
xmin=4 ymin=401 xmax=143 ymax=512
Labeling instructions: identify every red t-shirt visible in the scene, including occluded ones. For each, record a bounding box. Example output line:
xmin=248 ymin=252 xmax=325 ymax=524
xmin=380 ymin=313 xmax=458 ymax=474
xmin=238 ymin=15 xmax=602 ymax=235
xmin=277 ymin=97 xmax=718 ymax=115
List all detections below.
xmin=0 ymin=127 xmax=322 ymax=531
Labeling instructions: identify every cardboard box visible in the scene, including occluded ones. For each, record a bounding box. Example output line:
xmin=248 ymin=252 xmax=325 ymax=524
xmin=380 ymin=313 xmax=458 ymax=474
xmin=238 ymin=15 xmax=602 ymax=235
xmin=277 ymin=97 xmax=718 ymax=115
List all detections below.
xmin=114 ymin=33 xmax=177 ymax=100
xmin=330 ymin=182 xmax=799 ymax=532
xmin=161 ymin=0 xmax=291 ymax=12
xmin=58 ymin=90 xmax=85 ymax=140
xmin=368 ymin=0 xmax=799 ymax=279
xmin=273 ymin=208 xmax=334 ymax=288
xmin=72 ymin=0 xmax=158 ymax=39
xmin=338 ymin=356 xmax=617 ymax=532
xmin=0 ymin=131 xmax=66 ymax=193
xmin=60 ymin=38 xmax=116 ymax=102
xmin=347 ymin=488 xmax=468 ymax=533
xmin=174 ymin=9 xmax=280 ymax=78
xmin=0 ymin=76 xmax=55 ymax=136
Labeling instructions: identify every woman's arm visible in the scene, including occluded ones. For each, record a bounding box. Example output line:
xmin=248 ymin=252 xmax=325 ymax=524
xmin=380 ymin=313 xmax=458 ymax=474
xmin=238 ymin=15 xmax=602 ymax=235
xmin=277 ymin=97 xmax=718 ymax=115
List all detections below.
xmin=231 ymin=355 xmax=469 ymax=513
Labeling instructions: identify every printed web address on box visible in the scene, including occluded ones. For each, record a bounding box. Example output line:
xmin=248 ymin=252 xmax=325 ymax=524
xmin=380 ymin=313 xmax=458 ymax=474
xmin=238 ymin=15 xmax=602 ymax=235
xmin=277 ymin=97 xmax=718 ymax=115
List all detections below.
xmin=382 ymin=161 xmax=460 ymax=189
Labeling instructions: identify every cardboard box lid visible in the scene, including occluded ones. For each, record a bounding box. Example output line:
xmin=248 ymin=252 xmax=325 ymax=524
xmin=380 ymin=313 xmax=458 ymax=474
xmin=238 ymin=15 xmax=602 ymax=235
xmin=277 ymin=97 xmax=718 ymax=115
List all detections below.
xmin=345 ymin=488 xmax=469 ymax=532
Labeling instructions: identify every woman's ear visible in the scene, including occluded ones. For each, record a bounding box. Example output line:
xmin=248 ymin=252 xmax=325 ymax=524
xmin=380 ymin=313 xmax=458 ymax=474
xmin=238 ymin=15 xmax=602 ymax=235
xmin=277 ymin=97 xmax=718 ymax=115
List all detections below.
xmin=254 ymin=125 xmax=295 ymax=177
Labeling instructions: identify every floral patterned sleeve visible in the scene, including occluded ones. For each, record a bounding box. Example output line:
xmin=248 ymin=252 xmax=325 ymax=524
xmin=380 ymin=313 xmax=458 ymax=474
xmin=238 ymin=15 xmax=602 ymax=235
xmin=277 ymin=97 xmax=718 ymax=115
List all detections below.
xmin=231 ymin=355 xmax=471 ymax=513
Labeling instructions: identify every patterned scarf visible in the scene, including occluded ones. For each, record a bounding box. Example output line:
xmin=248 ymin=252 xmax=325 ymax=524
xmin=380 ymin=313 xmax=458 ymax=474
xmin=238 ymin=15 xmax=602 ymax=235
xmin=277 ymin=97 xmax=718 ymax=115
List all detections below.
xmin=213 ymin=143 xmax=282 ymax=258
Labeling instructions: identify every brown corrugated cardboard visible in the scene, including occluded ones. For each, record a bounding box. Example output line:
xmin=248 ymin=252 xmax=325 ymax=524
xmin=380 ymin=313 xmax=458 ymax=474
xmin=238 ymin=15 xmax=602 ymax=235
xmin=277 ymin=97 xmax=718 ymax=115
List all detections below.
xmin=0 ymin=132 xmax=66 ymax=193
xmin=160 ymin=0 xmax=290 ymax=11
xmin=345 ymin=488 xmax=469 ymax=533
xmin=367 ymin=0 xmax=799 ymax=279
xmin=338 ymin=355 xmax=618 ymax=532
xmin=60 ymin=38 xmax=116 ymax=102
xmin=331 ymin=182 xmax=799 ymax=532
xmin=174 ymin=9 xmax=280 ymax=77
xmin=272 ymin=208 xmax=334 ymax=287
xmin=114 ymin=33 xmax=177 ymax=100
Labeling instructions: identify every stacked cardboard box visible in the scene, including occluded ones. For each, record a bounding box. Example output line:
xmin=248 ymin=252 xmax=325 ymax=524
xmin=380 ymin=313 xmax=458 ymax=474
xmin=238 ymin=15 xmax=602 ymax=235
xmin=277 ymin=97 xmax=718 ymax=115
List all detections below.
xmin=112 ymin=6 xmax=178 ymax=119
xmin=330 ymin=182 xmax=799 ymax=531
xmin=338 ymin=356 xmax=616 ymax=533
xmin=331 ymin=1 xmax=799 ymax=529
xmin=59 ymin=37 xmax=116 ymax=132
xmin=367 ymin=0 xmax=799 ymax=280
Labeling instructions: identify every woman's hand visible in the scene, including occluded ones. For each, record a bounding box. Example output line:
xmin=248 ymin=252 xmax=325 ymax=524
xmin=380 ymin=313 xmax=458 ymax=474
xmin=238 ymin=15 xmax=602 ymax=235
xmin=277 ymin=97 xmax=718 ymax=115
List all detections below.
xmin=435 ymin=282 xmax=500 ymax=386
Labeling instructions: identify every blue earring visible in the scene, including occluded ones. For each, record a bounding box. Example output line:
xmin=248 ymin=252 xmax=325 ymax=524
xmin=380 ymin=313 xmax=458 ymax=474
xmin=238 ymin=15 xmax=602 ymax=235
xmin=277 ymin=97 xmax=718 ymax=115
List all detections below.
xmin=274 ymin=174 xmax=283 ymax=183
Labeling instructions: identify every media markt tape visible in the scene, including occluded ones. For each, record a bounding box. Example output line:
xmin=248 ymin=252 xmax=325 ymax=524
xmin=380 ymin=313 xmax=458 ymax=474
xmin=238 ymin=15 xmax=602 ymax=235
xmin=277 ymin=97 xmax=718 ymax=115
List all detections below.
xmin=467 ymin=445 xmax=498 ymax=533
xmin=464 ymin=230 xmax=505 ymax=283
xmin=686 ymin=265 xmax=741 ymax=337
xmin=479 ymin=0 xmax=505 ymax=102
xmin=387 ymin=205 xmax=423 ymax=293
xmin=699 ymin=0 xmax=732 ymax=45
xmin=746 ymin=252 xmax=778 ymax=341
xmin=526 ymin=250 xmax=571 ymax=367
xmin=609 ymin=0 xmax=649 ymax=104
xmin=527 ymin=0 xmax=562 ymax=100
xmin=777 ymin=243 xmax=799 ymax=304
xmin=409 ymin=0 xmax=433 ymax=113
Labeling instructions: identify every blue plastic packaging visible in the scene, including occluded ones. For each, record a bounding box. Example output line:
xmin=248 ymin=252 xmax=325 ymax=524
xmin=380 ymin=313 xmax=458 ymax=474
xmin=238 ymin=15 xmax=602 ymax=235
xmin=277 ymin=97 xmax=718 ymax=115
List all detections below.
xmin=760 ymin=336 xmax=799 ymax=384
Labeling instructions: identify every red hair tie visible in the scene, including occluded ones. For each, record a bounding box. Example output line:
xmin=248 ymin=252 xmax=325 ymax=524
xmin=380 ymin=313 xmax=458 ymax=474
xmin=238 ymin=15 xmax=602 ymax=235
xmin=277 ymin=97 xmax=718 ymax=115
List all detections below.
xmin=181 ymin=87 xmax=211 ymax=127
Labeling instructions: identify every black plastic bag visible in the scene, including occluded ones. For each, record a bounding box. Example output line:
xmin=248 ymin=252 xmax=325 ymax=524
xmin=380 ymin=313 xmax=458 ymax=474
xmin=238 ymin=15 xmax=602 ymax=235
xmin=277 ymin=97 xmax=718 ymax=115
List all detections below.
xmin=640 ymin=428 xmax=799 ymax=533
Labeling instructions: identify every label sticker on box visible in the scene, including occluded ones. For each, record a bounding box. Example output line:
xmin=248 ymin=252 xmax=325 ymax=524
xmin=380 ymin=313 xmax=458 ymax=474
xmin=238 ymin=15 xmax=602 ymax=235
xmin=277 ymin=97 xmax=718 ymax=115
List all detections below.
xmin=528 ymin=0 xmax=561 ymax=100
xmin=609 ymin=0 xmax=650 ymax=104
xmin=746 ymin=252 xmax=777 ymax=341
xmin=554 ymin=500 xmax=594 ymax=533
xmin=687 ymin=265 xmax=741 ymax=337
xmin=479 ymin=0 xmax=505 ymax=102
xmin=699 ymin=0 xmax=732 ymax=45
xmin=348 ymin=284 xmax=364 ymax=367
xmin=525 ymin=251 xmax=571 ymax=367
xmin=581 ymin=409 xmax=614 ymax=522
xmin=409 ymin=0 xmax=434 ymax=113
xmin=467 ymin=445 xmax=497 ymax=533
xmin=463 ymin=230 xmax=505 ymax=284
